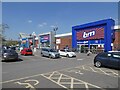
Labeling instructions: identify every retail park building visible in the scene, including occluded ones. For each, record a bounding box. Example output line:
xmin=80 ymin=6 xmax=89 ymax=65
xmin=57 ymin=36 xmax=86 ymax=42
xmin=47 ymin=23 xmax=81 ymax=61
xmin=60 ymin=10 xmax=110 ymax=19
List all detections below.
xmin=19 ymin=19 xmax=120 ymax=52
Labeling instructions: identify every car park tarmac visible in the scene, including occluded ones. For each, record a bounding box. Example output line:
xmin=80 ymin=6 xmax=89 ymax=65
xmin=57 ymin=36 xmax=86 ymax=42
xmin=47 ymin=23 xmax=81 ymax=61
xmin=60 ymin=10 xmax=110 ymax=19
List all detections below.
xmin=1 ymin=52 xmax=120 ymax=89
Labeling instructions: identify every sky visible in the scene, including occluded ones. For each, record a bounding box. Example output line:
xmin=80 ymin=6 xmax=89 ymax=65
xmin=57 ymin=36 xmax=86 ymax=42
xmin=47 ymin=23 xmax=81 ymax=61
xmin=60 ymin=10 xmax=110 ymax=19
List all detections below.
xmin=2 ymin=2 xmax=118 ymax=40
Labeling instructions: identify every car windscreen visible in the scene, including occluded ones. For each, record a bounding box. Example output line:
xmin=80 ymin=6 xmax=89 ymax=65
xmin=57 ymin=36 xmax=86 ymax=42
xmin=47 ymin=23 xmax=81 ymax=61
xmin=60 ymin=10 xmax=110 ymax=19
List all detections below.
xmin=4 ymin=50 xmax=16 ymax=54
xmin=49 ymin=49 xmax=57 ymax=52
xmin=66 ymin=50 xmax=72 ymax=52
xmin=26 ymin=49 xmax=32 ymax=52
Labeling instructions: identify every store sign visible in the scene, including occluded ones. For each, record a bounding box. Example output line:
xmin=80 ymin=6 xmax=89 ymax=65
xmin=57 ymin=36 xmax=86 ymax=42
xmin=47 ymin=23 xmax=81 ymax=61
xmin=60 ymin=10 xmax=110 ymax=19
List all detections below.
xmin=56 ymin=39 xmax=61 ymax=44
xmin=77 ymin=27 xmax=104 ymax=40
xmin=83 ymin=31 xmax=95 ymax=38
xmin=40 ymin=35 xmax=49 ymax=43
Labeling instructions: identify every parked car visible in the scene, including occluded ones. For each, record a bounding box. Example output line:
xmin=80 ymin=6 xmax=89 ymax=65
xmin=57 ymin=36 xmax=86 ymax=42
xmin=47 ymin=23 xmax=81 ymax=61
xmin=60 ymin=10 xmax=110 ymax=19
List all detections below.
xmin=58 ymin=49 xmax=76 ymax=58
xmin=10 ymin=46 xmax=16 ymax=50
xmin=1 ymin=49 xmax=18 ymax=61
xmin=20 ymin=48 xmax=33 ymax=55
xmin=41 ymin=48 xmax=60 ymax=59
xmin=94 ymin=51 xmax=120 ymax=69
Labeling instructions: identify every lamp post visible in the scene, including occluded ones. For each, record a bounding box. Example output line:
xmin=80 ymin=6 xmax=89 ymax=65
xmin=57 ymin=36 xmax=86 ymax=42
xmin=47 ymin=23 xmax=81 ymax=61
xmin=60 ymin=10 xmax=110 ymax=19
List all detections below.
xmin=53 ymin=27 xmax=58 ymax=50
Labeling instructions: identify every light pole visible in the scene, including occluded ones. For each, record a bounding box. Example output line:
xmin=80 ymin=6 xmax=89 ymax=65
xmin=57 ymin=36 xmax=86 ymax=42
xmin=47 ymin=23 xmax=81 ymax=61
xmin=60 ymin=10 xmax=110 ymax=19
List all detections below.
xmin=53 ymin=26 xmax=58 ymax=50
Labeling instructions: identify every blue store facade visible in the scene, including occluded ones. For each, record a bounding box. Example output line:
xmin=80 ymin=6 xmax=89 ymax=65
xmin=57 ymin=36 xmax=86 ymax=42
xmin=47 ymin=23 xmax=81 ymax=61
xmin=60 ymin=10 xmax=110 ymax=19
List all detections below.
xmin=72 ymin=19 xmax=115 ymax=52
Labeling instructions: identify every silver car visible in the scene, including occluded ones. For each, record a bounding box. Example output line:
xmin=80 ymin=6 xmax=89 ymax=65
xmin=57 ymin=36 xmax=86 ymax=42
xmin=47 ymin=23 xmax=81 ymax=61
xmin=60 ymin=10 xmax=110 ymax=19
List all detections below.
xmin=41 ymin=48 xmax=60 ymax=59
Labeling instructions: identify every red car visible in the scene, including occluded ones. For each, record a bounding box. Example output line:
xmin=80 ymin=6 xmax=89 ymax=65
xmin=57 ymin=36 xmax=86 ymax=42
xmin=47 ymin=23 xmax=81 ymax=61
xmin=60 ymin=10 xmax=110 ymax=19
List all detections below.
xmin=20 ymin=48 xmax=33 ymax=55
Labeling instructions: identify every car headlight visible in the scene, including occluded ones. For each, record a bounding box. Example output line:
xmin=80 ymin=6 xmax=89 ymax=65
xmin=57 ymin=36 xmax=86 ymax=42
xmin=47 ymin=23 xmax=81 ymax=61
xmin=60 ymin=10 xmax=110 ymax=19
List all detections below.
xmin=4 ymin=55 xmax=7 ymax=58
xmin=51 ymin=53 xmax=55 ymax=57
xmin=69 ymin=54 xmax=73 ymax=56
xmin=3 ymin=53 xmax=7 ymax=58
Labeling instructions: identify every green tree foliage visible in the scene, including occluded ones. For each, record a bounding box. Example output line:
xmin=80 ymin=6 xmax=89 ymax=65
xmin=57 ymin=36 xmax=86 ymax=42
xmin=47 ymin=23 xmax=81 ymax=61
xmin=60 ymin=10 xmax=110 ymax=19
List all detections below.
xmin=5 ymin=40 xmax=19 ymax=46
xmin=0 ymin=23 xmax=9 ymax=44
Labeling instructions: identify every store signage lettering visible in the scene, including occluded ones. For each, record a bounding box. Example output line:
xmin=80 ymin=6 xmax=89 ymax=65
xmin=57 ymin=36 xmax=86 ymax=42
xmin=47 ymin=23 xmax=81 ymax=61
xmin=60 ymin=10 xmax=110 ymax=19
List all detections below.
xmin=77 ymin=27 xmax=104 ymax=40
xmin=83 ymin=31 xmax=95 ymax=38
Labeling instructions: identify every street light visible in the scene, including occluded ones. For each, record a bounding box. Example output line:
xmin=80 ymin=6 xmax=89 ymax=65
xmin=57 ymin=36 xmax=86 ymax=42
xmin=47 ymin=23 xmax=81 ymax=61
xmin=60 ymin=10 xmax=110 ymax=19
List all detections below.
xmin=53 ymin=26 xmax=58 ymax=50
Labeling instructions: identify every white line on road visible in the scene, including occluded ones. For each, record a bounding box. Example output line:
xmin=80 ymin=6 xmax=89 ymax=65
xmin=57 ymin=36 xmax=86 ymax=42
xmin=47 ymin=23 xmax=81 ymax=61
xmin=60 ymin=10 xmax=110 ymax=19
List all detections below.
xmin=89 ymin=67 xmax=97 ymax=72
xmin=77 ymin=59 xmax=83 ymax=60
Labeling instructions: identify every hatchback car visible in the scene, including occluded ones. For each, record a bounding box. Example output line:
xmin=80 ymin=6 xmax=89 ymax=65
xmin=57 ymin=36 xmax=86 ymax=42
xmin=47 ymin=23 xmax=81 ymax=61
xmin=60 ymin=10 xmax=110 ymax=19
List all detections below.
xmin=20 ymin=48 xmax=33 ymax=55
xmin=41 ymin=48 xmax=60 ymax=59
xmin=94 ymin=52 xmax=120 ymax=69
xmin=59 ymin=49 xmax=76 ymax=58
xmin=1 ymin=49 xmax=18 ymax=61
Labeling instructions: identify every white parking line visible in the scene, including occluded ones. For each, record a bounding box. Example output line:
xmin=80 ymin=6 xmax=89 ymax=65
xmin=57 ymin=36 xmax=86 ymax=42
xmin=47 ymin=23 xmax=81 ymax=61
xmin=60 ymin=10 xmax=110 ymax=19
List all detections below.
xmin=77 ymin=59 xmax=84 ymax=61
xmin=95 ymin=68 xmax=110 ymax=76
xmin=89 ymin=67 xmax=97 ymax=72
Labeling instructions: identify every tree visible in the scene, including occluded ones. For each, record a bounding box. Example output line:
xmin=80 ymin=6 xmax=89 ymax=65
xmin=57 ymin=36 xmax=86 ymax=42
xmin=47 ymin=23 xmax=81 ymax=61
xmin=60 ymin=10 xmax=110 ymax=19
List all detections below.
xmin=0 ymin=23 xmax=9 ymax=44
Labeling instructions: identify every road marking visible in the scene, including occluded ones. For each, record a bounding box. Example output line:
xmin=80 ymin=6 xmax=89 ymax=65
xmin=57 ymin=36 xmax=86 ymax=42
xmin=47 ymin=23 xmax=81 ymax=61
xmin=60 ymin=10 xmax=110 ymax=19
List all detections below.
xmin=1 ymin=63 xmax=92 ymax=84
xmin=41 ymin=73 xmax=67 ymax=89
xmin=0 ymin=74 xmax=41 ymax=84
xmin=15 ymin=79 xmax=39 ymax=89
xmin=108 ymin=70 xmax=119 ymax=76
xmin=48 ymin=72 xmax=55 ymax=79
xmin=82 ymin=66 xmax=89 ymax=70
xmin=70 ymin=78 xmax=74 ymax=88
xmin=41 ymin=71 xmax=103 ymax=89
xmin=57 ymin=74 xmax=62 ymax=84
xmin=89 ymin=67 xmax=97 ymax=72
xmin=77 ymin=59 xmax=83 ymax=60
xmin=95 ymin=68 xmax=110 ymax=75
xmin=75 ymin=70 xmax=84 ymax=75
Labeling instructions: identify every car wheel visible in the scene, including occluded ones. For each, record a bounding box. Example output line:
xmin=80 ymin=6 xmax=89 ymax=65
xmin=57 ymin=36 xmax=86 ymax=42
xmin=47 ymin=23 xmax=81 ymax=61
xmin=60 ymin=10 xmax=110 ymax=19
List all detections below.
xmin=49 ymin=55 xmax=52 ymax=59
xmin=66 ymin=54 xmax=69 ymax=58
xmin=95 ymin=61 xmax=102 ymax=68
xmin=41 ymin=53 xmax=43 ymax=57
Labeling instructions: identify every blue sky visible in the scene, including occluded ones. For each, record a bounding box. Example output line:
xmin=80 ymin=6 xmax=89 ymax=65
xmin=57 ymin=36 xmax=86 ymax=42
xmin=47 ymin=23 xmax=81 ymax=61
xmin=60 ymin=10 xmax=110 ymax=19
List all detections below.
xmin=2 ymin=2 xmax=118 ymax=40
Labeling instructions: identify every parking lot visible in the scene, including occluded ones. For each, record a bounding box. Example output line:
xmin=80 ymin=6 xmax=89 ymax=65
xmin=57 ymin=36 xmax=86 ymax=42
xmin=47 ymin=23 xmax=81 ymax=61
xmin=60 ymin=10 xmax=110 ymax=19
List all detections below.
xmin=1 ymin=51 xmax=120 ymax=90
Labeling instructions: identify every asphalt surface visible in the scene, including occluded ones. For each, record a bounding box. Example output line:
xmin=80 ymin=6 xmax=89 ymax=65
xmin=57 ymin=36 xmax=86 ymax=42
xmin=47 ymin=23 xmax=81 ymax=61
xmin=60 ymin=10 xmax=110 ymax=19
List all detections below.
xmin=1 ymin=51 xmax=120 ymax=90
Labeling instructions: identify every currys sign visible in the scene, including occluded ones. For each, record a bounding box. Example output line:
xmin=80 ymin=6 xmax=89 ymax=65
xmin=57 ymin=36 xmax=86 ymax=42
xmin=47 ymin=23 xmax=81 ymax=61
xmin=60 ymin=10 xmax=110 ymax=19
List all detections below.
xmin=76 ymin=27 xmax=104 ymax=40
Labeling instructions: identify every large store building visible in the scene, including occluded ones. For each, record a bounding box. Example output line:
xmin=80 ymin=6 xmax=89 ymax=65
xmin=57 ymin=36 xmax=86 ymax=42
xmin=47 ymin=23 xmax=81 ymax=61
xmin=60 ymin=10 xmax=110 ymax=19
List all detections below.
xmin=72 ymin=19 xmax=116 ymax=52
xmin=55 ymin=19 xmax=120 ymax=53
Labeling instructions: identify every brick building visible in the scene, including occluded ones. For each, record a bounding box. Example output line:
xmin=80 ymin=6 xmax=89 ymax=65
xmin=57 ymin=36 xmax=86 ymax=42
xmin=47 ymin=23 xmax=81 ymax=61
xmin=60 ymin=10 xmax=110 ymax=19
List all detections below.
xmin=55 ymin=25 xmax=120 ymax=52
xmin=113 ymin=25 xmax=120 ymax=50
xmin=55 ymin=33 xmax=72 ymax=50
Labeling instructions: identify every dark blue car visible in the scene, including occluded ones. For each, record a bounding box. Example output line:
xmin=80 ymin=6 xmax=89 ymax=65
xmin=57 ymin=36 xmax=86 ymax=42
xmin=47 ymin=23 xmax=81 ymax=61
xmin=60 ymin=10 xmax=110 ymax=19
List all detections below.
xmin=94 ymin=51 xmax=120 ymax=69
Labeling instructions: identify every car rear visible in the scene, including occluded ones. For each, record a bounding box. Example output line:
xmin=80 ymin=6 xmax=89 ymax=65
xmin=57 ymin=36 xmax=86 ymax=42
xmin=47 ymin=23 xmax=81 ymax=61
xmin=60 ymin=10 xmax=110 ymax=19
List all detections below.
xmin=2 ymin=50 xmax=18 ymax=61
xmin=26 ymin=49 xmax=33 ymax=55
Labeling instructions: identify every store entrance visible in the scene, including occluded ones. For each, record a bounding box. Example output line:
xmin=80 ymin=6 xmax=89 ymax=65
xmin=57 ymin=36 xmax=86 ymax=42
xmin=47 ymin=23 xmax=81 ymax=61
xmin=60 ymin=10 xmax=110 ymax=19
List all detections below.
xmin=77 ymin=44 xmax=104 ymax=53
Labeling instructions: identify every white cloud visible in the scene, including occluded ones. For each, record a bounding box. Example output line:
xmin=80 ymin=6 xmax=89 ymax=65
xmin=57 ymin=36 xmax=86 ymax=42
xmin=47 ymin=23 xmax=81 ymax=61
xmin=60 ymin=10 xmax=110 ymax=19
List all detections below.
xmin=43 ymin=22 xmax=47 ymax=25
xmin=38 ymin=24 xmax=43 ymax=27
xmin=28 ymin=20 xmax=32 ymax=23
xmin=38 ymin=22 xmax=47 ymax=28
xmin=50 ymin=25 xmax=55 ymax=28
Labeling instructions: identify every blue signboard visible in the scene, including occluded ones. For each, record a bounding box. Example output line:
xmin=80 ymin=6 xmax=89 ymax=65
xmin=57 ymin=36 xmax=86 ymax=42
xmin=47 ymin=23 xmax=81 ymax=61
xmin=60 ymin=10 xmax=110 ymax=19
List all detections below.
xmin=40 ymin=35 xmax=49 ymax=43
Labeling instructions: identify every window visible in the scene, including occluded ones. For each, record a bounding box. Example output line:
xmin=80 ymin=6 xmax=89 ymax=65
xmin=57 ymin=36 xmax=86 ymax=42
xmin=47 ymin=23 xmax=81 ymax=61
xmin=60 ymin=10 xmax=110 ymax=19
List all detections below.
xmin=60 ymin=50 xmax=65 ymax=52
xmin=100 ymin=53 xmax=108 ymax=57
xmin=50 ymin=49 xmax=56 ymax=52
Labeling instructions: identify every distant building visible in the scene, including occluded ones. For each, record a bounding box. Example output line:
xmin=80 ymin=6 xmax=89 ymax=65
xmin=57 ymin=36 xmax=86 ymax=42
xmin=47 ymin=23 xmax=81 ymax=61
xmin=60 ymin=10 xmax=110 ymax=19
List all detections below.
xmin=55 ymin=33 xmax=72 ymax=50
xmin=113 ymin=25 xmax=120 ymax=50
xmin=38 ymin=31 xmax=55 ymax=49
